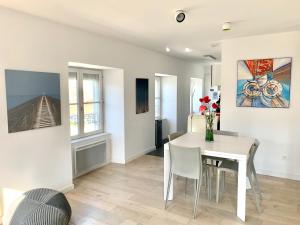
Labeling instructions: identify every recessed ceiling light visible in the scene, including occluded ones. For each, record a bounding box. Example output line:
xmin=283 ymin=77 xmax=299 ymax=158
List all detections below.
xmin=222 ymin=22 xmax=231 ymax=31
xmin=166 ymin=47 xmax=170 ymax=52
xmin=185 ymin=48 xmax=192 ymax=52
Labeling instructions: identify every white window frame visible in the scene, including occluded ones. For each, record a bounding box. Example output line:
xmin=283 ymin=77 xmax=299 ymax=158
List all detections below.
xmin=69 ymin=67 xmax=104 ymax=139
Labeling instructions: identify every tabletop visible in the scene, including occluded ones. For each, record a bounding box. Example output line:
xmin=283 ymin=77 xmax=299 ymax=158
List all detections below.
xmin=169 ymin=132 xmax=255 ymax=161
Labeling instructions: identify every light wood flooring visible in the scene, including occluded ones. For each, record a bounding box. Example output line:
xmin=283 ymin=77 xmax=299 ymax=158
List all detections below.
xmin=66 ymin=155 xmax=300 ymax=225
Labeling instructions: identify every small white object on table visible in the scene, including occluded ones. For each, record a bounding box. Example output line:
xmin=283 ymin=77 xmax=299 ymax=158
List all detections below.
xmin=164 ymin=132 xmax=254 ymax=222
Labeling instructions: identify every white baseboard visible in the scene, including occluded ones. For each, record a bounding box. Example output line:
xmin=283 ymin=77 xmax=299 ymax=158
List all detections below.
xmin=125 ymin=146 xmax=156 ymax=164
xmin=257 ymin=169 xmax=300 ymax=181
xmin=57 ymin=183 xmax=75 ymax=193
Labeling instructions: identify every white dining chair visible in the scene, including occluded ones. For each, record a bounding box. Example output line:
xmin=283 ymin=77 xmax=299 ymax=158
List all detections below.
xmin=168 ymin=132 xmax=187 ymax=191
xmin=187 ymin=115 xmax=218 ymax=133
xmin=165 ymin=143 xmax=204 ymax=219
xmin=204 ymin=130 xmax=239 ymax=199
xmin=168 ymin=132 xmax=211 ymax=199
xmin=168 ymin=132 xmax=184 ymax=142
xmin=215 ymin=139 xmax=262 ymax=213
xmin=213 ymin=130 xmax=239 ymax=137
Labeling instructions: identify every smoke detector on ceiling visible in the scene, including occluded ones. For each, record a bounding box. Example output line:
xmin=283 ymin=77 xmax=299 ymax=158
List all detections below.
xmin=222 ymin=22 xmax=231 ymax=31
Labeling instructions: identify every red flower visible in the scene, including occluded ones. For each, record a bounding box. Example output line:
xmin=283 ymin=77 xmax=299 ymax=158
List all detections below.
xmin=212 ymin=103 xmax=218 ymax=109
xmin=199 ymin=98 xmax=204 ymax=103
xmin=203 ymin=96 xmax=211 ymax=103
xmin=199 ymin=105 xmax=207 ymax=112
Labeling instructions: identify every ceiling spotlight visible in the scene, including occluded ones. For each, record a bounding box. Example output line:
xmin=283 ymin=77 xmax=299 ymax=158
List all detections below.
xmin=165 ymin=47 xmax=170 ymax=52
xmin=175 ymin=10 xmax=186 ymax=23
xmin=185 ymin=47 xmax=192 ymax=52
xmin=222 ymin=22 xmax=231 ymax=31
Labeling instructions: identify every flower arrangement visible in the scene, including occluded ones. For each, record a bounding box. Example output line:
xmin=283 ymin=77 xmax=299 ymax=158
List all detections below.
xmin=199 ymin=96 xmax=218 ymax=141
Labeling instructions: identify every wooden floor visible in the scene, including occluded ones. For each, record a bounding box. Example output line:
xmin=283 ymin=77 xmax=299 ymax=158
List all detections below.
xmin=66 ymin=155 xmax=300 ymax=225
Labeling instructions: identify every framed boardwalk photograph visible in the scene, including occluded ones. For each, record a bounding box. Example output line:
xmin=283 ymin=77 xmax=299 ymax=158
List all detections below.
xmin=5 ymin=69 xmax=61 ymax=133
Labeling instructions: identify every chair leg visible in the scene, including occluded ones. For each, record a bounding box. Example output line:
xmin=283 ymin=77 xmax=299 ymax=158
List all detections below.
xmin=251 ymin=163 xmax=262 ymax=200
xmin=216 ymin=169 xmax=221 ymax=203
xmin=221 ymin=171 xmax=225 ymax=192
xmin=165 ymin=172 xmax=172 ymax=209
xmin=185 ymin=177 xmax=188 ymax=198
xmin=193 ymin=178 xmax=201 ymax=219
xmin=248 ymin=171 xmax=261 ymax=213
xmin=203 ymin=165 xmax=207 ymax=188
xmin=207 ymin=167 xmax=211 ymax=200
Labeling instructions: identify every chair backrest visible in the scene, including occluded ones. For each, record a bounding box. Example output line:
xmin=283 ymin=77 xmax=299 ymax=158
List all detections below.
xmin=213 ymin=130 xmax=239 ymax=137
xmin=169 ymin=144 xmax=202 ymax=179
xmin=168 ymin=132 xmax=184 ymax=142
xmin=248 ymin=139 xmax=260 ymax=167
xmin=187 ymin=115 xmax=218 ymax=133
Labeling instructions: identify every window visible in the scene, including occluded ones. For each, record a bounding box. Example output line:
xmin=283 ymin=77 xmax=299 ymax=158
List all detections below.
xmin=155 ymin=76 xmax=161 ymax=119
xmin=69 ymin=68 xmax=104 ymax=138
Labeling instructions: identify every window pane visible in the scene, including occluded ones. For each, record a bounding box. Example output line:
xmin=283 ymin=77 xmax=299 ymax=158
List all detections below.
xmin=83 ymin=73 xmax=100 ymax=103
xmin=70 ymin=104 xmax=79 ymax=136
xmin=69 ymin=72 xmax=78 ymax=104
xmin=84 ymin=103 xmax=100 ymax=133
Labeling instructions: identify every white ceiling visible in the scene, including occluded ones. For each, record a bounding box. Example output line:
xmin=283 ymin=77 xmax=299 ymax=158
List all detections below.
xmin=1 ymin=0 xmax=300 ymax=61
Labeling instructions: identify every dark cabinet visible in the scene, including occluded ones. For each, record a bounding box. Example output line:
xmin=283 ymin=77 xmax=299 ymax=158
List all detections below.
xmin=155 ymin=119 xmax=163 ymax=148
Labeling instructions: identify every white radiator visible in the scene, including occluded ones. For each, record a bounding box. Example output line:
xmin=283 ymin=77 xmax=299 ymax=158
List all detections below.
xmin=72 ymin=137 xmax=110 ymax=178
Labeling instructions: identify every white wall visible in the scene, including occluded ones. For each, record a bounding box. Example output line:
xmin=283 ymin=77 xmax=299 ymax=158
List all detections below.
xmin=212 ymin=64 xmax=221 ymax=87
xmin=0 ymin=6 xmax=204 ymax=216
xmin=179 ymin=64 xmax=205 ymax=132
xmin=161 ymin=76 xmax=177 ymax=135
xmin=103 ymin=69 xmax=125 ymax=164
xmin=221 ymin=31 xmax=300 ymax=180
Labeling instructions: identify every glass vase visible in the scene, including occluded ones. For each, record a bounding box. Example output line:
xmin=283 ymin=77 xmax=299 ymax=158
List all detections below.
xmin=205 ymin=115 xmax=214 ymax=142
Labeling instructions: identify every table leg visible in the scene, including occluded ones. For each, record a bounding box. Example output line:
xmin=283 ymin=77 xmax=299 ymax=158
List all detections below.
xmin=164 ymin=143 xmax=173 ymax=200
xmin=237 ymin=158 xmax=247 ymax=222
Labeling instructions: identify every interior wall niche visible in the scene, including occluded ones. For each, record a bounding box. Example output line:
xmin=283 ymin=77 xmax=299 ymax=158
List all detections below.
xmin=136 ymin=78 xmax=149 ymax=114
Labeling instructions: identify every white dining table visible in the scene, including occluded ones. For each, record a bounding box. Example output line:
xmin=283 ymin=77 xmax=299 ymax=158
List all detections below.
xmin=164 ymin=132 xmax=255 ymax=222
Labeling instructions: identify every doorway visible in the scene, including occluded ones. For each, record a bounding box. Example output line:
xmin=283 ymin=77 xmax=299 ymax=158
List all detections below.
xmin=148 ymin=73 xmax=177 ymax=157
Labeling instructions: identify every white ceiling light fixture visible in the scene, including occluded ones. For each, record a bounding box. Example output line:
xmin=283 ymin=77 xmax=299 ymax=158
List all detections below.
xmin=222 ymin=22 xmax=231 ymax=31
xmin=165 ymin=47 xmax=170 ymax=52
xmin=185 ymin=47 xmax=192 ymax=52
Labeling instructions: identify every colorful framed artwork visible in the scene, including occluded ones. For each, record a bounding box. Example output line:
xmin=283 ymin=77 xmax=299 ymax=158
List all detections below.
xmin=136 ymin=78 xmax=149 ymax=114
xmin=5 ymin=69 xmax=61 ymax=133
xmin=236 ymin=57 xmax=292 ymax=108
